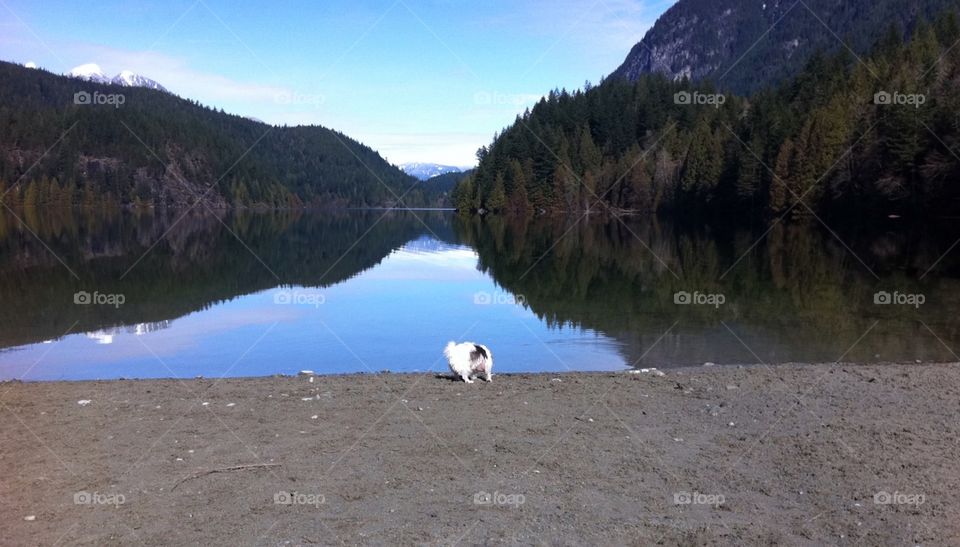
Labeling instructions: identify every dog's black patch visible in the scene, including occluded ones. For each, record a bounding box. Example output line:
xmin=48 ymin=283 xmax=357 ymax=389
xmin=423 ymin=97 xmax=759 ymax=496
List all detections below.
xmin=471 ymin=344 xmax=488 ymax=361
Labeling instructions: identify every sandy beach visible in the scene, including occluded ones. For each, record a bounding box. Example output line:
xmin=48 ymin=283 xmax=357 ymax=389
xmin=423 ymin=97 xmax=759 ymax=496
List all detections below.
xmin=2 ymin=363 xmax=958 ymax=546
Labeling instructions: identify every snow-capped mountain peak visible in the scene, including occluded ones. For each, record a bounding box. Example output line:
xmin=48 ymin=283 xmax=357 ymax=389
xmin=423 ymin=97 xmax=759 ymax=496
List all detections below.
xmin=69 ymin=63 xmax=110 ymax=83
xmin=67 ymin=63 xmax=168 ymax=92
xmin=111 ymin=70 xmax=167 ymax=92
xmin=401 ymin=163 xmax=463 ymax=181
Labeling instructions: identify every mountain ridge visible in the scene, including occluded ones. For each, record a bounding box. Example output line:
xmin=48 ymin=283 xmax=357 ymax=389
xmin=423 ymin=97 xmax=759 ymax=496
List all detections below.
xmin=0 ymin=61 xmax=442 ymax=209
xmin=455 ymin=10 xmax=960 ymax=219
xmin=401 ymin=162 xmax=465 ymax=181
xmin=69 ymin=63 xmax=168 ymax=92
xmin=611 ymin=0 xmax=960 ymax=94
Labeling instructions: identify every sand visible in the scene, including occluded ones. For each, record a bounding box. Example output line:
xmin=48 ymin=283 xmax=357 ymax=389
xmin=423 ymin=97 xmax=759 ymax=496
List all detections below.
xmin=2 ymin=363 xmax=959 ymax=545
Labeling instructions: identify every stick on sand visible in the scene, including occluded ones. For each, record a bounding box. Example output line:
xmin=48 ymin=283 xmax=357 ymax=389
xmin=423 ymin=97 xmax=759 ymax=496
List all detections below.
xmin=172 ymin=463 xmax=281 ymax=491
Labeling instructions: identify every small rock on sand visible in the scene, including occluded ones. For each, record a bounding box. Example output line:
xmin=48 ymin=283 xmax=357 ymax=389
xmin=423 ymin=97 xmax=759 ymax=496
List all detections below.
xmin=77 ymin=400 xmax=91 ymax=406
xmin=23 ymin=515 xmax=36 ymax=521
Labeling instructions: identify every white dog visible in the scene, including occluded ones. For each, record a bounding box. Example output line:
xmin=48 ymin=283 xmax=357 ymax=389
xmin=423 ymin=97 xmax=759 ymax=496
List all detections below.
xmin=443 ymin=341 xmax=493 ymax=383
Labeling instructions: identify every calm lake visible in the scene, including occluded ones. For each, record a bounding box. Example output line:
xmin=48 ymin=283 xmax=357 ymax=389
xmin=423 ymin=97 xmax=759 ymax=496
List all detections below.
xmin=1 ymin=209 xmax=958 ymax=381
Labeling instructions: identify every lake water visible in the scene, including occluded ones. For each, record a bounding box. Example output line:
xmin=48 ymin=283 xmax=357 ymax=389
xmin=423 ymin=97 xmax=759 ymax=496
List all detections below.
xmin=1 ymin=209 xmax=958 ymax=381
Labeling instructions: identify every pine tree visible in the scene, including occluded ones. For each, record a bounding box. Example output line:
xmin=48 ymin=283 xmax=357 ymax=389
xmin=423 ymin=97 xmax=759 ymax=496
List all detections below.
xmin=452 ymin=175 xmax=475 ymax=212
xmin=680 ymin=121 xmax=723 ymax=203
xmin=487 ymin=172 xmax=507 ymax=212
xmin=507 ymin=160 xmax=531 ymax=214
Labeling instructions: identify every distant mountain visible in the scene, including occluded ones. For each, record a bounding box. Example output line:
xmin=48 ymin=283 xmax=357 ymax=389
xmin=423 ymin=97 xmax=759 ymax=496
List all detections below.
xmin=68 ymin=63 xmax=167 ymax=92
xmin=611 ymin=0 xmax=960 ymax=94
xmin=69 ymin=63 xmax=111 ymax=84
xmin=111 ymin=69 xmax=167 ymax=92
xmin=401 ymin=162 xmax=463 ymax=181
xmin=0 ymin=61 xmax=440 ymax=209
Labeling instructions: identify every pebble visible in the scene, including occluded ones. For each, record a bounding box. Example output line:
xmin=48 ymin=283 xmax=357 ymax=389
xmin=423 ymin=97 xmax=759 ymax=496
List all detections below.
xmin=311 ymin=415 xmax=318 ymax=419
xmin=226 ymin=403 xmax=235 ymax=407
xmin=704 ymin=362 xmax=715 ymax=367
xmin=23 ymin=515 xmax=35 ymax=521
xmin=726 ymin=384 xmax=739 ymax=390
xmin=728 ymin=422 xmax=736 ymax=427
xmin=201 ymin=402 xmax=210 ymax=406
xmin=77 ymin=400 xmax=92 ymax=406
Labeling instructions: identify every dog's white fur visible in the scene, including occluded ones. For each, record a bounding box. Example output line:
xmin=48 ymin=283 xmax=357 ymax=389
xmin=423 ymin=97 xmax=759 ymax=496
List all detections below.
xmin=444 ymin=341 xmax=493 ymax=383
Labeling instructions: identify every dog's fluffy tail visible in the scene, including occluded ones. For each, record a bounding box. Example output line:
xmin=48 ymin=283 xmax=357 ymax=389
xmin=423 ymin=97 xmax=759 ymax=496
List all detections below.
xmin=443 ymin=341 xmax=457 ymax=360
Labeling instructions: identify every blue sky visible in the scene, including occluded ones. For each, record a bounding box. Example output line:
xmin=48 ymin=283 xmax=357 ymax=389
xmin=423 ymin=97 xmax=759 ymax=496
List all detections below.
xmin=0 ymin=0 xmax=674 ymax=166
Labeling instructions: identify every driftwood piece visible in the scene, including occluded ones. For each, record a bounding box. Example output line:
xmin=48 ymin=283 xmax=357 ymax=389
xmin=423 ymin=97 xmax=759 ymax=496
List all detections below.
xmin=171 ymin=463 xmax=281 ymax=491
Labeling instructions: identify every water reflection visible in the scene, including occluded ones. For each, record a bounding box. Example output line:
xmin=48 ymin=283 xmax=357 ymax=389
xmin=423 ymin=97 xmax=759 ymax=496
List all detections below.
xmin=0 ymin=208 xmax=958 ymax=380
xmin=458 ymin=215 xmax=960 ymax=366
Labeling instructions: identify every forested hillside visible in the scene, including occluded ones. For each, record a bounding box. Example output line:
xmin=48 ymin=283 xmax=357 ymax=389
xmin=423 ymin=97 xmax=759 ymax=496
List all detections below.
xmin=454 ymin=12 xmax=960 ymax=221
xmin=424 ymin=169 xmax=474 ymax=196
xmin=0 ymin=61 xmax=438 ymax=209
